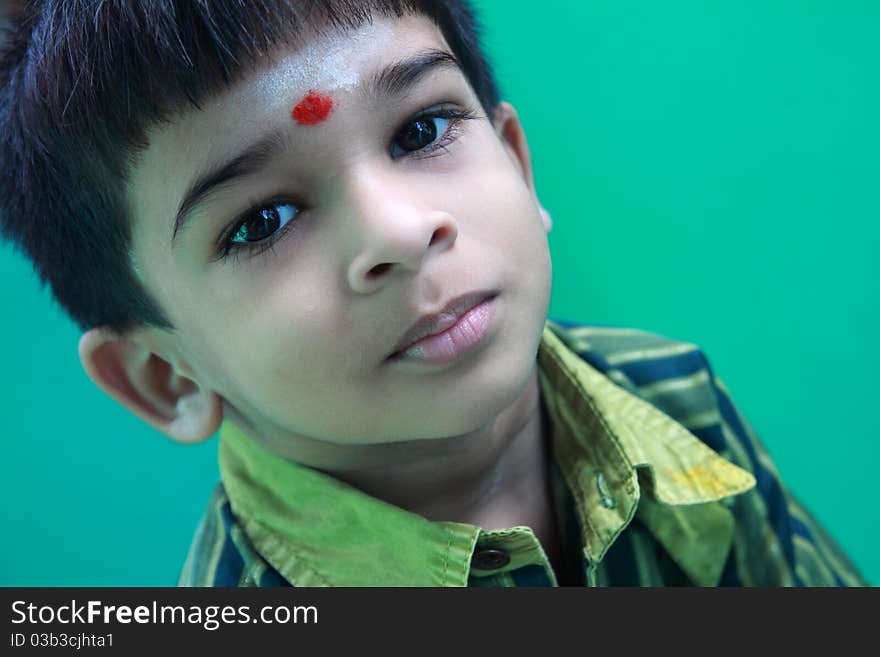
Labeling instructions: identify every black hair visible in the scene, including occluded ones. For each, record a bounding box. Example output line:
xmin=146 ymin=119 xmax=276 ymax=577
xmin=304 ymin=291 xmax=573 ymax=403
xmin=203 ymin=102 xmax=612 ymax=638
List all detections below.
xmin=0 ymin=0 xmax=500 ymax=333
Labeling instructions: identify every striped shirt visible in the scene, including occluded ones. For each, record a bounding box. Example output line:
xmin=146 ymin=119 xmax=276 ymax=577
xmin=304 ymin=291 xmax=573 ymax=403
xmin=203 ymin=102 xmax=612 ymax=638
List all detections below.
xmin=179 ymin=320 xmax=867 ymax=586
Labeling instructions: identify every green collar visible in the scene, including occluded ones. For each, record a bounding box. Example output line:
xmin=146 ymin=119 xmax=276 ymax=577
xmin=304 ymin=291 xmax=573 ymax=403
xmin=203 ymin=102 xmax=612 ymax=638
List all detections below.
xmin=536 ymin=325 xmax=754 ymax=585
xmin=219 ymin=322 xmax=755 ymax=586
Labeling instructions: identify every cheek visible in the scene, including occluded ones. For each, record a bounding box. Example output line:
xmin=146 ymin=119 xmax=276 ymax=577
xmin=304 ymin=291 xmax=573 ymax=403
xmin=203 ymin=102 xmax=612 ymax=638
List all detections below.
xmin=456 ymin=163 xmax=547 ymax=255
xmin=195 ymin=315 xmax=340 ymax=425
xmin=168 ymin=264 xmax=344 ymax=397
xmin=228 ymin=289 xmax=336 ymax=374
xmin=466 ymin=165 xmax=553 ymax=302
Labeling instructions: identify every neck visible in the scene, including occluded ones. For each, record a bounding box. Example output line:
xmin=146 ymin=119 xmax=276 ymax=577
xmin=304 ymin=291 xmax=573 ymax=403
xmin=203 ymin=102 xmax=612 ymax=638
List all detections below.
xmin=325 ymin=368 xmax=552 ymax=531
xmin=233 ymin=364 xmax=556 ymax=542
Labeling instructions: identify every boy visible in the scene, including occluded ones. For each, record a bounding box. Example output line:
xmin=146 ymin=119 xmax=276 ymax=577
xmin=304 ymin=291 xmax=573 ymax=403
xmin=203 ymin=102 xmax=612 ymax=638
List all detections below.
xmin=0 ymin=1 xmax=865 ymax=586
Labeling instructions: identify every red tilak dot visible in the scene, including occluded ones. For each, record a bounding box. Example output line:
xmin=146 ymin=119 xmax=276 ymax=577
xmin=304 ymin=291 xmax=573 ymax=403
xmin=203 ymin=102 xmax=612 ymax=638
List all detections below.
xmin=291 ymin=90 xmax=334 ymax=125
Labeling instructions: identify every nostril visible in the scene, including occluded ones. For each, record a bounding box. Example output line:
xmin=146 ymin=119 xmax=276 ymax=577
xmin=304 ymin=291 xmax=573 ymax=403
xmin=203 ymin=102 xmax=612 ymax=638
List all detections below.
xmin=429 ymin=226 xmax=451 ymax=246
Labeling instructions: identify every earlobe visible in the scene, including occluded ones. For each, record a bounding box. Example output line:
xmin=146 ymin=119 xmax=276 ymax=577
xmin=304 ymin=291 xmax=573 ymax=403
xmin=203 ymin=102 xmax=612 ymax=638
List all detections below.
xmin=78 ymin=327 xmax=223 ymax=444
xmin=539 ymin=206 xmax=553 ymax=233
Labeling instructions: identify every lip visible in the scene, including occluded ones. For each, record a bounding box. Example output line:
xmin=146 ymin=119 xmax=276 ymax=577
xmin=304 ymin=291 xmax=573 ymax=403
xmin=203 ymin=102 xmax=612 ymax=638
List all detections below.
xmin=388 ymin=290 xmax=499 ymax=358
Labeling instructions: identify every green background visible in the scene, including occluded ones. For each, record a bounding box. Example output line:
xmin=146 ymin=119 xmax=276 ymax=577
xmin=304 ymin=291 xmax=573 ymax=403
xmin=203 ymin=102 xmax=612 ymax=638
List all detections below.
xmin=1 ymin=1 xmax=876 ymax=585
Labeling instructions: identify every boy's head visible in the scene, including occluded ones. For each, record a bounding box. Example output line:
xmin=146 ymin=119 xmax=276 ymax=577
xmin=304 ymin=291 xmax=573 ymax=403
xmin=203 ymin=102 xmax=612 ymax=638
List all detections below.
xmin=0 ymin=1 xmax=552 ymax=453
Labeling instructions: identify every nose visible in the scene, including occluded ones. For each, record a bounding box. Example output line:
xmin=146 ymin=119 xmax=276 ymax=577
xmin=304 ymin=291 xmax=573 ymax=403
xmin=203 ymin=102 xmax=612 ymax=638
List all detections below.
xmin=342 ymin=170 xmax=459 ymax=293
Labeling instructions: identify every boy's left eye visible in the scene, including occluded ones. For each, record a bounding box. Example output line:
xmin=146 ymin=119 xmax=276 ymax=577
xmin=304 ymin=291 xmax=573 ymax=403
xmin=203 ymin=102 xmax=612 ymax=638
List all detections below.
xmin=389 ymin=107 xmax=476 ymax=159
xmin=390 ymin=115 xmax=450 ymax=157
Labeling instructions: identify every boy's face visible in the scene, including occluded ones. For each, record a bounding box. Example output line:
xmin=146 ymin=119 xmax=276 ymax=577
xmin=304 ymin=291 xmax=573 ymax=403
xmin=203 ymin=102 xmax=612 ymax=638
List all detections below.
xmin=124 ymin=14 xmax=552 ymax=452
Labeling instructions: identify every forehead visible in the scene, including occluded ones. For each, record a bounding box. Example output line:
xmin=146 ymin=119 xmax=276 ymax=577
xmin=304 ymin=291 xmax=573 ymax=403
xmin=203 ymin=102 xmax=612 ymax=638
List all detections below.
xmin=128 ymin=14 xmax=450 ymax=217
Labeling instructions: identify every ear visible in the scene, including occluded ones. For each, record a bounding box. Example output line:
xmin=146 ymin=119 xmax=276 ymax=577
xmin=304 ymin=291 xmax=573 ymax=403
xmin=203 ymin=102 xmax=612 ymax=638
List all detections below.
xmin=493 ymin=101 xmax=553 ymax=233
xmin=78 ymin=327 xmax=223 ymax=444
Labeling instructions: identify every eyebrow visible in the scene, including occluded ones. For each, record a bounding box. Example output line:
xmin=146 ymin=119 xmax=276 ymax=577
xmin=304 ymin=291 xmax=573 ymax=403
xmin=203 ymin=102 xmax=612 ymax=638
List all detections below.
xmin=171 ymin=49 xmax=462 ymax=245
xmin=172 ymin=129 xmax=291 ymax=244
xmin=366 ymin=49 xmax=460 ymax=101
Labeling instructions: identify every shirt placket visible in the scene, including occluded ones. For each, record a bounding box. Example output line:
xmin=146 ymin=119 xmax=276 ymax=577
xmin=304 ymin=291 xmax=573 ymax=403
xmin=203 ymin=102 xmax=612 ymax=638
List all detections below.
xmin=467 ymin=528 xmax=558 ymax=587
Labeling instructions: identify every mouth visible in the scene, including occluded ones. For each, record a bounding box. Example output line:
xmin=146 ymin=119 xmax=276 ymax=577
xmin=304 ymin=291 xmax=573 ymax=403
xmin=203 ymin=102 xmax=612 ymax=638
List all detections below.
xmin=387 ymin=291 xmax=499 ymax=364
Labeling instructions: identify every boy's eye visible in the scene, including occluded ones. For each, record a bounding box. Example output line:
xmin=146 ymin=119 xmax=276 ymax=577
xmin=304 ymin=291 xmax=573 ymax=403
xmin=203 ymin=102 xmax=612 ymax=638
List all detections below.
xmin=390 ymin=115 xmax=450 ymax=157
xmin=215 ymin=107 xmax=477 ymax=263
xmin=216 ymin=201 xmax=300 ymax=260
xmin=229 ymin=203 xmax=298 ymax=246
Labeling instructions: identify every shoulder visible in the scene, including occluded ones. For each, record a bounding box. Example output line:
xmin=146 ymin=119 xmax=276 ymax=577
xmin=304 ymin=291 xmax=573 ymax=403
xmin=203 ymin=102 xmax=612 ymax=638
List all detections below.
xmin=546 ymin=320 xmax=716 ymax=425
xmin=547 ymin=319 xmax=742 ymax=475
xmin=177 ymin=483 xmax=290 ymax=587
xmin=547 ymin=320 xmax=762 ymax=477
xmin=547 ymin=318 xmax=869 ymax=586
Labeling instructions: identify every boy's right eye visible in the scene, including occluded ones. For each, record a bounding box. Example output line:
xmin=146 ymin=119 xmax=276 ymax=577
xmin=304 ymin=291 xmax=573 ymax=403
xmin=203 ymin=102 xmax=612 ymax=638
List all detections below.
xmin=217 ymin=201 xmax=299 ymax=261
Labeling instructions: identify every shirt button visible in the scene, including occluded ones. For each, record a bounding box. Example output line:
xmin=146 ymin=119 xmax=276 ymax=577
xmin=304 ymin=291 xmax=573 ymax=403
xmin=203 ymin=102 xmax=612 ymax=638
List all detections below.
xmin=596 ymin=472 xmax=617 ymax=509
xmin=471 ymin=548 xmax=511 ymax=571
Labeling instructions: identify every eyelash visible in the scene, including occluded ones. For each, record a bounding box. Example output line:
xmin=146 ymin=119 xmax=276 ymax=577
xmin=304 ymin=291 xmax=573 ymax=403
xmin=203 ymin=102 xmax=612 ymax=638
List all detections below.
xmin=214 ymin=106 xmax=479 ymax=263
